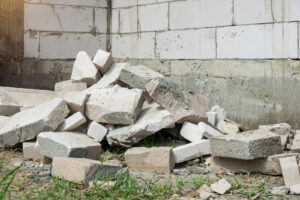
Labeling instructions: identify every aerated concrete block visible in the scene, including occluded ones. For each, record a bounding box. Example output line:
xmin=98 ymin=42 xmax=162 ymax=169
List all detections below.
xmin=57 ymin=112 xmax=86 ymax=131
xmin=180 ymin=122 xmax=203 ymax=142
xmin=279 ymin=156 xmax=300 ymax=187
xmin=198 ymin=122 xmax=223 ymax=139
xmin=92 ymin=49 xmax=113 ymax=75
xmin=23 ymin=142 xmax=44 ymax=160
xmin=87 ymin=121 xmax=107 ymax=142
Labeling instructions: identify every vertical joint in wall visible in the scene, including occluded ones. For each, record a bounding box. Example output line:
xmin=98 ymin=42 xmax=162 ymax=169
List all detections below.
xmin=107 ymin=0 xmax=112 ymax=51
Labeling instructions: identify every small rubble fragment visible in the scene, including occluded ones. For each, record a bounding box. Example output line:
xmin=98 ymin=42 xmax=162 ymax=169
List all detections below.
xmin=180 ymin=122 xmax=203 ymax=142
xmin=57 ymin=112 xmax=86 ymax=131
xmin=291 ymin=134 xmax=300 ymax=153
xmin=217 ymin=120 xmax=239 ymax=135
xmin=55 ymin=80 xmax=87 ymax=97
xmin=206 ymin=111 xmax=216 ymax=126
xmin=23 ymin=142 xmax=44 ymax=160
xmin=210 ymin=105 xmax=226 ymax=126
xmin=198 ymin=184 xmax=213 ymax=199
xmin=259 ymin=123 xmax=291 ymax=135
xmin=290 ymin=183 xmax=300 ymax=195
xmin=279 ymin=156 xmax=300 ymax=187
xmin=87 ymin=121 xmax=107 ymax=142
xmin=64 ymin=91 xmax=89 ymax=114
xmin=124 ymin=147 xmax=174 ymax=173
xmin=210 ymin=129 xmax=282 ymax=160
xmin=92 ymin=49 xmax=113 ymax=75
xmin=35 ymin=132 xmax=101 ymax=160
xmin=271 ymin=186 xmax=289 ymax=195
xmin=146 ymin=78 xmax=209 ymax=123
xmin=198 ymin=122 xmax=224 ymax=139
xmin=210 ymin=178 xmax=231 ymax=195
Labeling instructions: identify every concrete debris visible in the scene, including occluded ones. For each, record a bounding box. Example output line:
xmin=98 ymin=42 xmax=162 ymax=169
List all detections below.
xmin=71 ymin=51 xmax=100 ymax=86
xmin=210 ymin=129 xmax=282 ymax=160
xmin=124 ymin=147 xmax=174 ymax=173
xmin=271 ymin=186 xmax=289 ymax=195
xmin=0 ymin=98 xmax=69 ymax=148
xmin=180 ymin=122 xmax=203 ymax=142
xmin=64 ymin=91 xmax=89 ymax=114
xmin=119 ymin=65 xmax=164 ymax=90
xmin=217 ymin=120 xmax=239 ymax=135
xmin=87 ymin=121 xmax=107 ymax=142
xmin=259 ymin=123 xmax=291 ymax=135
xmin=198 ymin=122 xmax=224 ymax=139
xmin=0 ymin=87 xmax=57 ymax=116
xmin=92 ymin=49 xmax=113 ymax=75
xmin=172 ymin=140 xmax=210 ymax=163
xmin=210 ymin=178 xmax=231 ymax=195
xmin=55 ymin=80 xmax=87 ymax=97
xmin=0 ymin=116 xmax=10 ymax=128
xmin=209 ymin=105 xmax=226 ymax=126
xmin=86 ymin=85 xmax=144 ymax=125
xmin=23 ymin=142 xmax=45 ymax=161
xmin=57 ymin=112 xmax=86 ymax=131
xmin=291 ymin=134 xmax=300 ymax=153
xmin=198 ymin=184 xmax=214 ymax=199
xmin=107 ymin=102 xmax=174 ymax=146
xmin=290 ymin=183 xmax=300 ymax=195
xmin=146 ymin=78 xmax=209 ymax=123
xmin=279 ymin=156 xmax=300 ymax=187
xmin=206 ymin=111 xmax=216 ymax=126
xmin=35 ymin=132 xmax=101 ymax=160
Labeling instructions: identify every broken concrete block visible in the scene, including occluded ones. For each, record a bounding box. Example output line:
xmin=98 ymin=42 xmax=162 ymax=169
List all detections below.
xmin=71 ymin=51 xmax=100 ymax=86
xmin=55 ymin=80 xmax=87 ymax=97
xmin=210 ymin=129 xmax=282 ymax=160
xmin=23 ymin=142 xmax=44 ymax=160
xmin=217 ymin=120 xmax=239 ymax=135
xmin=124 ymin=147 xmax=174 ymax=173
xmin=86 ymin=85 xmax=144 ymax=125
xmin=279 ymin=156 xmax=300 ymax=187
xmin=198 ymin=122 xmax=223 ymax=139
xmin=206 ymin=111 xmax=216 ymax=126
xmin=0 ymin=87 xmax=57 ymax=116
xmin=210 ymin=105 xmax=226 ymax=126
xmin=87 ymin=121 xmax=107 ymax=142
xmin=64 ymin=91 xmax=89 ymax=114
xmin=290 ymin=183 xmax=300 ymax=195
xmin=58 ymin=112 xmax=86 ymax=131
xmin=198 ymin=184 xmax=213 ymax=199
xmin=146 ymin=78 xmax=209 ymax=123
xmin=210 ymin=179 xmax=231 ymax=195
xmin=92 ymin=49 xmax=113 ymax=75
xmin=259 ymin=123 xmax=291 ymax=135
xmin=291 ymin=134 xmax=300 ymax=153
xmin=35 ymin=132 xmax=101 ymax=160
xmin=107 ymin=102 xmax=174 ymax=146
xmin=119 ymin=65 xmax=164 ymax=90
xmin=172 ymin=140 xmax=210 ymax=163
xmin=211 ymin=153 xmax=300 ymax=175
xmin=0 ymin=98 xmax=69 ymax=148
xmin=180 ymin=122 xmax=203 ymax=142
xmin=0 ymin=116 xmax=10 ymax=128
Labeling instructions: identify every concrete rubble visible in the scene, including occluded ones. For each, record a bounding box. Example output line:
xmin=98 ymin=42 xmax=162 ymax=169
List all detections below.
xmin=55 ymin=80 xmax=87 ymax=97
xmin=64 ymin=91 xmax=89 ymax=114
xmin=23 ymin=141 xmax=45 ymax=160
xmin=87 ymin=121 xmax=107 ymax=142
xmin=210 ymin=178 xmax=231 ymax=195
xmin=279 ymin=156 xmax=300 ymax=187
xmin=92 ymin=49 xmax=113 ymax=75
xmin=57 ymin=112 xmax=86 ymax=131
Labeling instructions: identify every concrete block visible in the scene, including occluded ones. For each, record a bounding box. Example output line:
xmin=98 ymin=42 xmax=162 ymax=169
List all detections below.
xmin=92 ymin=49 xmax=113 ymax=75
xmin=111 ymin=33 xmax=155 ymax=59
xmin=71 ymin=51 xmax=101 ymax=86
xmin=58 ymin=112 xmax=86 ymax=131
xmin=172 ymin=140 xmax=210 ymax=163
xmin=217 ymin=23 xmax=298 ymax=59
xmin=35 ymin=132 xmax=101 ymax=159
xmin=138 ymin=3 xmax=168 ymax=31
xmin=119 ymin=65 xmax=164 ymax=90
xmin=111 ymin=9 xmax=119 ymax=33
xmin=291 ymin=134 xmax=300 ymax=153
xmin=0 ymin=116 xmax=10 ymax=129
xmin=124 ymin=147 xmax=174 ymax=173
xmin=279 ymin=156 xmax=300 ymax=187
xmin=64 ymin=91 xmax=89 ymax=114
xmin=95 ymin=8 xmax=107 ymax=33
xmin=120 ymin=7 xmax=137 ymax=33
xmin=290 ymin=183 xmax=300 ymax=195
xmin=169 ymin=0 xmax=232 ymax=29
xmin=87 ymin=121 xmax=107 ymax=142
xmin=23 ymin=142 xmax=44 ymax=160
xmin=210 ymin=105 xmax=226 ymax=126
xmin=112 ymin=0 xmax=137 ymax=8
xmin=272 ymin=0 xmax=300 ymax=22
xmin=107 ymin=102 xmax=174 ymax=146
xmin=217 ymin=121 xmax=239 ymax=135
xmin=0 ymin=98 xmax=69 ymax=148
xmin=259 ymin=123 xmax=291 ymax=136
xmin=24 ymin=31 xmax=39 ymax=58
xmin=156 ymin=29 xmax=216 ymax=59
xmin=180 ymin=122 xmax=203 ymax=142
xmin=198 ymin=122 xmax=223 ymax=139
xmin=146 ymin=78 xmax=209 ymax=123
xmin=55 ymin=80 xmax=87 ymax=97
xmin=210 ymin=179 xmax=231 ymax=195
xmin=86 ymin=85 xmax=144 ymax=125
xmin=41 ymin=0 xmax=108 ymax=7
xmin=206 ymin=112 xmax=216 ymax=126
xmin=210 ymin=129 xmax=283 ymax=160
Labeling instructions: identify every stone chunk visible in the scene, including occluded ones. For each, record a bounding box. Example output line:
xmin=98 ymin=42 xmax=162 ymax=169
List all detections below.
xmin=64 ymin=91 xmax=89 ymax=114
xmin=291 ymin=134 xmax=300 ymax=153
xmin=0 ymin=98 xmax=69 ymax=148
xmin=71 ymin=51 xmax=100 ymax=86
xmin=35 ymin=132 xmax=101 ymax=160
xmin=23 ymin=142 xmax=44 ymax=160
xmin=259 ymin=123 xmax=291 ymax=135
xmin=198 ymin=122 xmax=224 ymax=139
xmin=146 ymin=78 xmax=209 ymax=123
xmin=58 ymin=112 xmax=86 ymax=131
xmin=124 ymin=147 xmax=174 ymax=173
xmin=172 ymin=140 xmax=210 ymax=163
xmin=87 ymin=121 xmax=107 ymax=142
xmin=119 ymin=65 xmax=164 ymax=90
xmin=107 ymin=102 xmax=174 ymax=146
xmin=0 ymin=116 xmax=10 ymax=128
xmin=210 ymin=129 xmax=282 ymax=160
xmin=86 ymin=85 xmax=144 ymax=125
xmin=55 ymin=80 xmax=87 ymax=97
xmin=206 ymin=111 xmax=216 ymax=126
xmin=290 ymin=183 xmax=300 ymax=195
xmin=180 ymin=122 xmax=203 ymax=142
xmin=279 ymin=156 xmax=300 ymax=187
xmin=217 ymin=120 xmax=239 ymax=135
xmin=92 ymin=49 xmax=113 ymax=75
xmin=210 ymin=105 xmax=226 ymax=126
xmin=210 ymin=179 xmax=231 ymax=195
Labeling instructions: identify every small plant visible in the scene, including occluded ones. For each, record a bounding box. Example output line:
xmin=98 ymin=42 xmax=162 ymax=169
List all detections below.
xmin=0 ymin=164 xmax=22 ymax=200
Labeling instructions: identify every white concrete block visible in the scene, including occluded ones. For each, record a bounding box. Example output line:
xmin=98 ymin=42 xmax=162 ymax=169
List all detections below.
xmin=210 ymin=179 xmax=231 ymax=195
xmin=40 ymin=33 xmax=106 ymax=59
xmin=24 ymin=31 xmax=39 ymax=58
xmin=156 ymin=29 xmax=216 ymax=59
xmin=87 ymin=121 xmax=107 ymax=142
xmin=234 ymin=0 xmax=273 ymax=25
xmin=58 ymin=112 xmax=86 ymax=131
xmin=206 ymin=112 xmax=216 ymax=126
xmin=111 ymin=9 xmax=119 ymax=33
xmin=217 ymin=23 xmax=298 ymax=59
xmin=112 ymin=0 xmax=137 ymax=8
xmin=23 ymin=142 xmax=44 ymax=160
xmin=0 ymin=116 xmax=10 ymax=129
xmin=95 ymin=8 xmax=107 ymax=33
xmin=180 ymin=122 xmax=203 ymax=142
xmin=279 ymin=156 xmax=300 ymax=187
xmin=273 ymin=0 xmax=300 ymax=22
xmin=198 ymin=122 xmax=224 ymax=139
xmin=64 ymin=91 xmax=89 ymax=114
xmin=112 ymin=33 xmax=155 ymax=59
xmin=92 ymin=49 xmax=113 ymax=75
xmin=138 ymin=4 xmax=168 ymax=31
xmin=55 ymin=80 xmax=87 ymax=97
xmin=172 ymin=140 xmax=211 ymax=163
xmin=169 ymin=0 xmax=232 ymax=30
xmin=120 ymin=6 xmax=137 ymax=33
xmin=41 ymin=0 xmax=107 ymax=7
